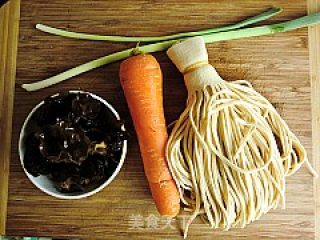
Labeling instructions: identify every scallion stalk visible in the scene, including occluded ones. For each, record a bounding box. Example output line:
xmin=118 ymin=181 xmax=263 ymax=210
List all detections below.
xmin=36 ymin=7 xmax=282 ymax=42
xmin=22 ymin=12 xmax=320 ymax=92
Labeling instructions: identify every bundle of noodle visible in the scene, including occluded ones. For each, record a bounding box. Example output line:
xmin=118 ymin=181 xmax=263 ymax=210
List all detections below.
xmin=165 ymin=36 xmax=317 ymax=238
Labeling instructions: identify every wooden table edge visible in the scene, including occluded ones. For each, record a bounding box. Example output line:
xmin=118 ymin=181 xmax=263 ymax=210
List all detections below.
xmin=0 ymin=0 xmax=319 ymax=238
xmin=308 ymin=1 xmax=320 ymax=239
xmin=0 ymin=0 xmax=20 ymax=235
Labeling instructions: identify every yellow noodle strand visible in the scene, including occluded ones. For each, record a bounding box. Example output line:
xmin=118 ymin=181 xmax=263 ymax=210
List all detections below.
xmin=166 ymin=81 xmax=317 ymax=238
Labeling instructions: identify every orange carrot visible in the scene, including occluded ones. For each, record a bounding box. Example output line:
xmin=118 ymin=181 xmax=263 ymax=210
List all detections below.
xmin=119 ymin=54 xmax=180 ymax=217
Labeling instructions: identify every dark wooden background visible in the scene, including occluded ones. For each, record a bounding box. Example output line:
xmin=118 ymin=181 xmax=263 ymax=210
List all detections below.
xmin=5 ymin=0 xmax=316 ymax=239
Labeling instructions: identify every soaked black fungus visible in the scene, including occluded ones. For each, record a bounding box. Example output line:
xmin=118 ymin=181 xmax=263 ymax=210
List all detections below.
xmin=23 ymin=92 xmax=126 ymax=193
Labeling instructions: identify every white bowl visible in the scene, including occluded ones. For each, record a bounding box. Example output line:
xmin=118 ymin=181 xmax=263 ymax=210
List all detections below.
xmin=19 ymin=90 xmax=127 ymax=199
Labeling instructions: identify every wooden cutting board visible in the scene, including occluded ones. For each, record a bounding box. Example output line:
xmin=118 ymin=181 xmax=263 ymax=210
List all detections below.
xmin=1 ymin=0 xmax=320 ymax=239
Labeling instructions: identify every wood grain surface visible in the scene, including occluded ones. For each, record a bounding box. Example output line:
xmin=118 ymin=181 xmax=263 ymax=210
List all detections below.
xmin=1 ymin=0 xmax=319 ymax=239
xmin=0 ymin=0 xmax=20 ymax=235
xmin=307 ymin=1 xmax=320 ymax=240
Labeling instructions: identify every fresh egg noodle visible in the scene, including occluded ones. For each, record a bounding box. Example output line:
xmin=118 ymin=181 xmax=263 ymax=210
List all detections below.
xmin=165 ymin=37 xmax=317 ymax=238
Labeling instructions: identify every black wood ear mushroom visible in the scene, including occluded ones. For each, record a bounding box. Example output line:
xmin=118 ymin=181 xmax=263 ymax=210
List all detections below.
xmin=0 ymin=0 xmax=9 ymax=8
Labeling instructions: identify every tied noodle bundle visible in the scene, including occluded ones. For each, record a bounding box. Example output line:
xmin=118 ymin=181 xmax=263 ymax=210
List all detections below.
xmin=166 ymin=37 xmax=317 ymax=237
